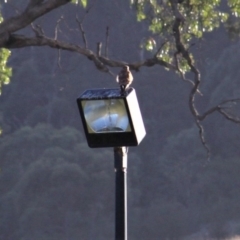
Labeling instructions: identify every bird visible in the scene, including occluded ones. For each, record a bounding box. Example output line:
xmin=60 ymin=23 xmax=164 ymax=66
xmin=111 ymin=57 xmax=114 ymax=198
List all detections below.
xmin=116 ymin=65 xmax=133 ymax=93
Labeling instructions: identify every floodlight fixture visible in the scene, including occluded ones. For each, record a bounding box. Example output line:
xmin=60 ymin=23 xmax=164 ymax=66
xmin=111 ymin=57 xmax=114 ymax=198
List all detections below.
xmin=77 ymin=88 xmax=146 ymax=148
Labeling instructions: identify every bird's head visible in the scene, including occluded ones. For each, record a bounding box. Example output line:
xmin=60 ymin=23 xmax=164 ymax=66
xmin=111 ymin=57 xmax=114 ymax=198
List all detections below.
xmin=123 ymin=65 xmax=129 ymax=70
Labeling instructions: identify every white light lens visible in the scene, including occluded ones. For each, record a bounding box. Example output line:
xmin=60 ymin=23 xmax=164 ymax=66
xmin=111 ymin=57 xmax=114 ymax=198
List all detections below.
xmin=82 ymin=99 xmax=131 ymax=133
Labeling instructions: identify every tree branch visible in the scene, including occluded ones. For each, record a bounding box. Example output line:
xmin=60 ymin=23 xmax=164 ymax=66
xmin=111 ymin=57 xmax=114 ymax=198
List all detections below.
xmin=4 ymin=33 xmax=176 ymax=72
xmin=54 ymin=16 xmax=64 ymax=40
xmin=76 ymin=16 xmax=88 ymax=48
xmin=105 ymin=26 xmax=109 ymax=57
xmin=218 ymin=109 xmax=240 ymax=123
xmin=0 ymin=0 xmax=176 ymax=73
xmin=170 ymin=0 xmax=209 ymax=156
xmin=0 ymin=0 xmax=71 ymax=46
xmin=198 ymin=98 xmax=240 ymax=122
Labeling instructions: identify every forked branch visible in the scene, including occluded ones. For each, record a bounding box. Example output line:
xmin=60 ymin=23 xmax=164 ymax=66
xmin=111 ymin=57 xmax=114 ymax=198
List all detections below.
xmin=170 ymin=0 xmax=240 ymax=158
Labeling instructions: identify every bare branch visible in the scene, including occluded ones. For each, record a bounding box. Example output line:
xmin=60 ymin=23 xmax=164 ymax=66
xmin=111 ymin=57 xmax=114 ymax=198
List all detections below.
xmin=154 ymin=41 xmax=168 ymax=58
xmin=218 ymin=109 xmax=240 ymax=123
xmin=57 ymin=49 xmax=62 ymax=70
xmin=31 ymin=23 xmax=44 ymax=37
xmin=98 ymin=55 xmax=176 ymax=71
xmin=4 ymin=33 xmax=176 ymax=73
xmin=74 ymin=0 xmax=99 ymax=50
xmin=105 ymin=26 xmax=109 ymax=57
xmin=172 ymin=18 xmax=201 ymax=115
xmin=174 ymin=52 xmax=203 ymax=96
xmin=0 ymin=0 xmax=71 ymax=45
xmin=54 ymin=16 xmax=64 ymax=40
xmin=97 ymin=42 xmax=102 ymax=57
xmin=76 ymin=16 xmax=88 ymax=48
xmin=79 ymin=0 xmax=99 ymax=23
xmin=219 ymin=98 xmax=240 ymax=106
xmin=198 ymin=98 xmax=240 ymax=121
xmin=196 ymin=120 xmax=210 ymax=160
xmin=170 ymin=0 xmax=210 ymax=156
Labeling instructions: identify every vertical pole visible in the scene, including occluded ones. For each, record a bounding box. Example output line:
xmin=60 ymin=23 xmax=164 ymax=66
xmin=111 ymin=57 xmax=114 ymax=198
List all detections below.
xmin=114 ymin=146 xmax=128 ymax=240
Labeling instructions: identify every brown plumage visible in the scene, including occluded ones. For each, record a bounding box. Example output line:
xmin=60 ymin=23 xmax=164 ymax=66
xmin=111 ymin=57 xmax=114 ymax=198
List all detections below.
xmin=116 ymin=65 xmax=133 ymax=92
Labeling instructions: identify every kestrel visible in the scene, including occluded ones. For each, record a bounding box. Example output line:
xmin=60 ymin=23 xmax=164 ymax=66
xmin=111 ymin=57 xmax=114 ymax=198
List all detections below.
xmin=116 ymin=65 xmax=133 ymax=93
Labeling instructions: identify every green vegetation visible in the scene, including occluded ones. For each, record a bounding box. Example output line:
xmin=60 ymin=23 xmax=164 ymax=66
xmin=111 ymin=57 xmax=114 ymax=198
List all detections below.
xmin=0 ymin=16 xmax=11 ymax=95
xmin=132 ymin=0 xmax=240 ymax=73
xmin=71 ymin=0 xmax=87 ymax=8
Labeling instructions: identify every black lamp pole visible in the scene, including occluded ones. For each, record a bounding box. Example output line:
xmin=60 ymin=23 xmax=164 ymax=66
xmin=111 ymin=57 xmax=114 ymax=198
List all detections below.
xmin=114 ymin=147 xmax=128 ymax=240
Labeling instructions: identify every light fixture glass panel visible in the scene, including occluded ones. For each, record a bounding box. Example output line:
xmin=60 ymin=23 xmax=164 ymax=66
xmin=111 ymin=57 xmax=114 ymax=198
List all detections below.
xmin=82 ymin=99 xmax=132 ymax=133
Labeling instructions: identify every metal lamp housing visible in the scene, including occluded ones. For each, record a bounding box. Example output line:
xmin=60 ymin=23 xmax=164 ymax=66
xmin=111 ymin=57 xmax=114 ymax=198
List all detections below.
xmin=77 ymin=88 xmax=146 ymax=148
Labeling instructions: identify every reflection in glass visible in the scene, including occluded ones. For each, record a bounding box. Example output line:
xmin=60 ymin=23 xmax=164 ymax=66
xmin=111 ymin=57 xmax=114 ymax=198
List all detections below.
xmin=82 ymin=99 xmax=131 ymax=133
